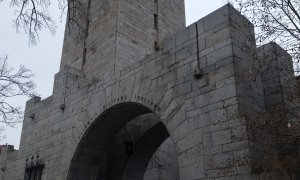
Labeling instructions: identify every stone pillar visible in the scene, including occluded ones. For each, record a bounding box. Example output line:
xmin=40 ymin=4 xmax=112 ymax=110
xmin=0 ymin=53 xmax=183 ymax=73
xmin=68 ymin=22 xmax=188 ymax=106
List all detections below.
xmin=258 ymin=42 xmax=298 ymax=116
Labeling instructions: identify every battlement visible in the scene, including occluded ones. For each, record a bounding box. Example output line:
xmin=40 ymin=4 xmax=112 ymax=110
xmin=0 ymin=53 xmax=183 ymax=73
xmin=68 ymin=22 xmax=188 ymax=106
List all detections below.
xmin=0 ymin=145 xmax=15 ymax=154
xmin=258 ymin=42 xmax=297 ymax=112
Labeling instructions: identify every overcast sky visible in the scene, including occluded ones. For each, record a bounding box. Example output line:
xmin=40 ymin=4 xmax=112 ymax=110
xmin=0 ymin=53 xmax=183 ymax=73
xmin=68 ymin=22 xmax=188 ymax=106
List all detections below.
xmin=0 ymin=0 xmax=228 ymax=148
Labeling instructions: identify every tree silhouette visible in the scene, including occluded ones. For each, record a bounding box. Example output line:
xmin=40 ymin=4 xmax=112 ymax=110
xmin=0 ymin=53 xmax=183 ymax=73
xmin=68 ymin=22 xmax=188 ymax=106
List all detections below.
xmin=235 ymin=0 xmax=300 ymax=73
xmin=0 ymin=56 xmax=35 ymax=132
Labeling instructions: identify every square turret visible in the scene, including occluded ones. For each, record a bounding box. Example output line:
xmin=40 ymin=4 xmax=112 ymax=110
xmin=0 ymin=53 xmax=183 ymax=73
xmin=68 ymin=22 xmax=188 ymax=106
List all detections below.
xmin=60 ymin=0 xmax=185 ymax=79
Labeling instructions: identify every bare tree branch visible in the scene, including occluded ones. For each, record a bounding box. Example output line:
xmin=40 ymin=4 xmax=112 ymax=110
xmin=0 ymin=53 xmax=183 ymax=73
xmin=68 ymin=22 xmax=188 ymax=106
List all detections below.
xmin=236 ymin=0 xmax=300 ymax=73
xmin=0 ymin=56 xmax=36 ymax=129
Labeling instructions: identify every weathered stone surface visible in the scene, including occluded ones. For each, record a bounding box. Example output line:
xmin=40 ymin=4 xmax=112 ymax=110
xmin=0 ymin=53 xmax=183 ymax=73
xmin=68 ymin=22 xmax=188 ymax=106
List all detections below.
xmin=297 ymin=76 xmax=300 ymax=96
xmin=0 ymin=3 xmax=298 ymax=180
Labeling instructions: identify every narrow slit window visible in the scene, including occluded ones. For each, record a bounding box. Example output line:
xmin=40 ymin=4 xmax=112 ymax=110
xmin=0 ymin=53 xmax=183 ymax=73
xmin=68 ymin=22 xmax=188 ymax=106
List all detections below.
xmin=154 ymin=41 xmax=159 ymax=51
xmin=82 ymin=48 xmax=87 ymax=65
xmin=154 ymin=13 xmax=158 ymax=30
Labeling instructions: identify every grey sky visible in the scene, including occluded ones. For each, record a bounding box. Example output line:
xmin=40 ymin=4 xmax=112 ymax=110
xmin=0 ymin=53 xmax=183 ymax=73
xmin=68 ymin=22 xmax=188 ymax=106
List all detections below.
xmin=0 ymin=0 xmax=227 ymax=148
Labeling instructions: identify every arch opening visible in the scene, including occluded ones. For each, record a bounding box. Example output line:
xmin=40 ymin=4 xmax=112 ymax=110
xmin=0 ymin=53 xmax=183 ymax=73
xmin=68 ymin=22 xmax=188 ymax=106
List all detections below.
xmin=67 ymin=103 xmax=179 ymax=180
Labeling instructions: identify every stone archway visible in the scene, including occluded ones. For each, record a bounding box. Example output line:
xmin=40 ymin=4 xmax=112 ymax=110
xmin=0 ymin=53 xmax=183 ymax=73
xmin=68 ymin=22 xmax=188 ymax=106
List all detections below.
xmin=67 ymin=102 xmax=179 ymax=180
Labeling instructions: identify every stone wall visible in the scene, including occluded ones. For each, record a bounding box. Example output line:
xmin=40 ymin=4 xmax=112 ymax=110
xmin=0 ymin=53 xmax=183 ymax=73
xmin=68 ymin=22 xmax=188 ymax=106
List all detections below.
xmin=144 ymin=138 xmax=179 ymax=180
xmin=258 ymin=43 xmax=297 ymax=113
xmin=60 ymin=0 xmax=185 ymax=80
xmin=297 ymin=76 xmax=300 ymax=96
xmin=0 ymin=4 xmax=298 ymax=180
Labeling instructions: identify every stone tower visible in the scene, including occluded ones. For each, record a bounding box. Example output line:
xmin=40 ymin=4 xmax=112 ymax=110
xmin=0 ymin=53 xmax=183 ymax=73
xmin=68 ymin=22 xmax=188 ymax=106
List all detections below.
xmin=0 ymin=2 xmax=299 ymax=180
xmin=60 ymin=0 xmax=185 ymax=79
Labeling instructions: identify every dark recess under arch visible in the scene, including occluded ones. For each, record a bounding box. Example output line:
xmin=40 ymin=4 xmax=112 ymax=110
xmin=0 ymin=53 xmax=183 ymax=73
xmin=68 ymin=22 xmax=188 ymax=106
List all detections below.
xmin=67 ymin=102 xmax=178 ymax=180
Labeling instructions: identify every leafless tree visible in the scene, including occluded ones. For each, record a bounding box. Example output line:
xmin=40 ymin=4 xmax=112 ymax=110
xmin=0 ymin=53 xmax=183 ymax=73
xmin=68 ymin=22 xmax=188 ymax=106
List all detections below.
xmin=0 ymin=56 xmax=35 ymax=130
xmin=235 ymin=0 xmax=300 ymax=73
xmin=6 ymin=0 xmax=87 ymax=45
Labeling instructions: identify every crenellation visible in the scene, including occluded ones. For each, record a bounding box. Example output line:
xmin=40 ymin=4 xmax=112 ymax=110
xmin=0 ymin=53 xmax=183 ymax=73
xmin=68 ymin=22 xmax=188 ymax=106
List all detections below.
xmin=258 ymin=42 xmax=297 ymax=112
